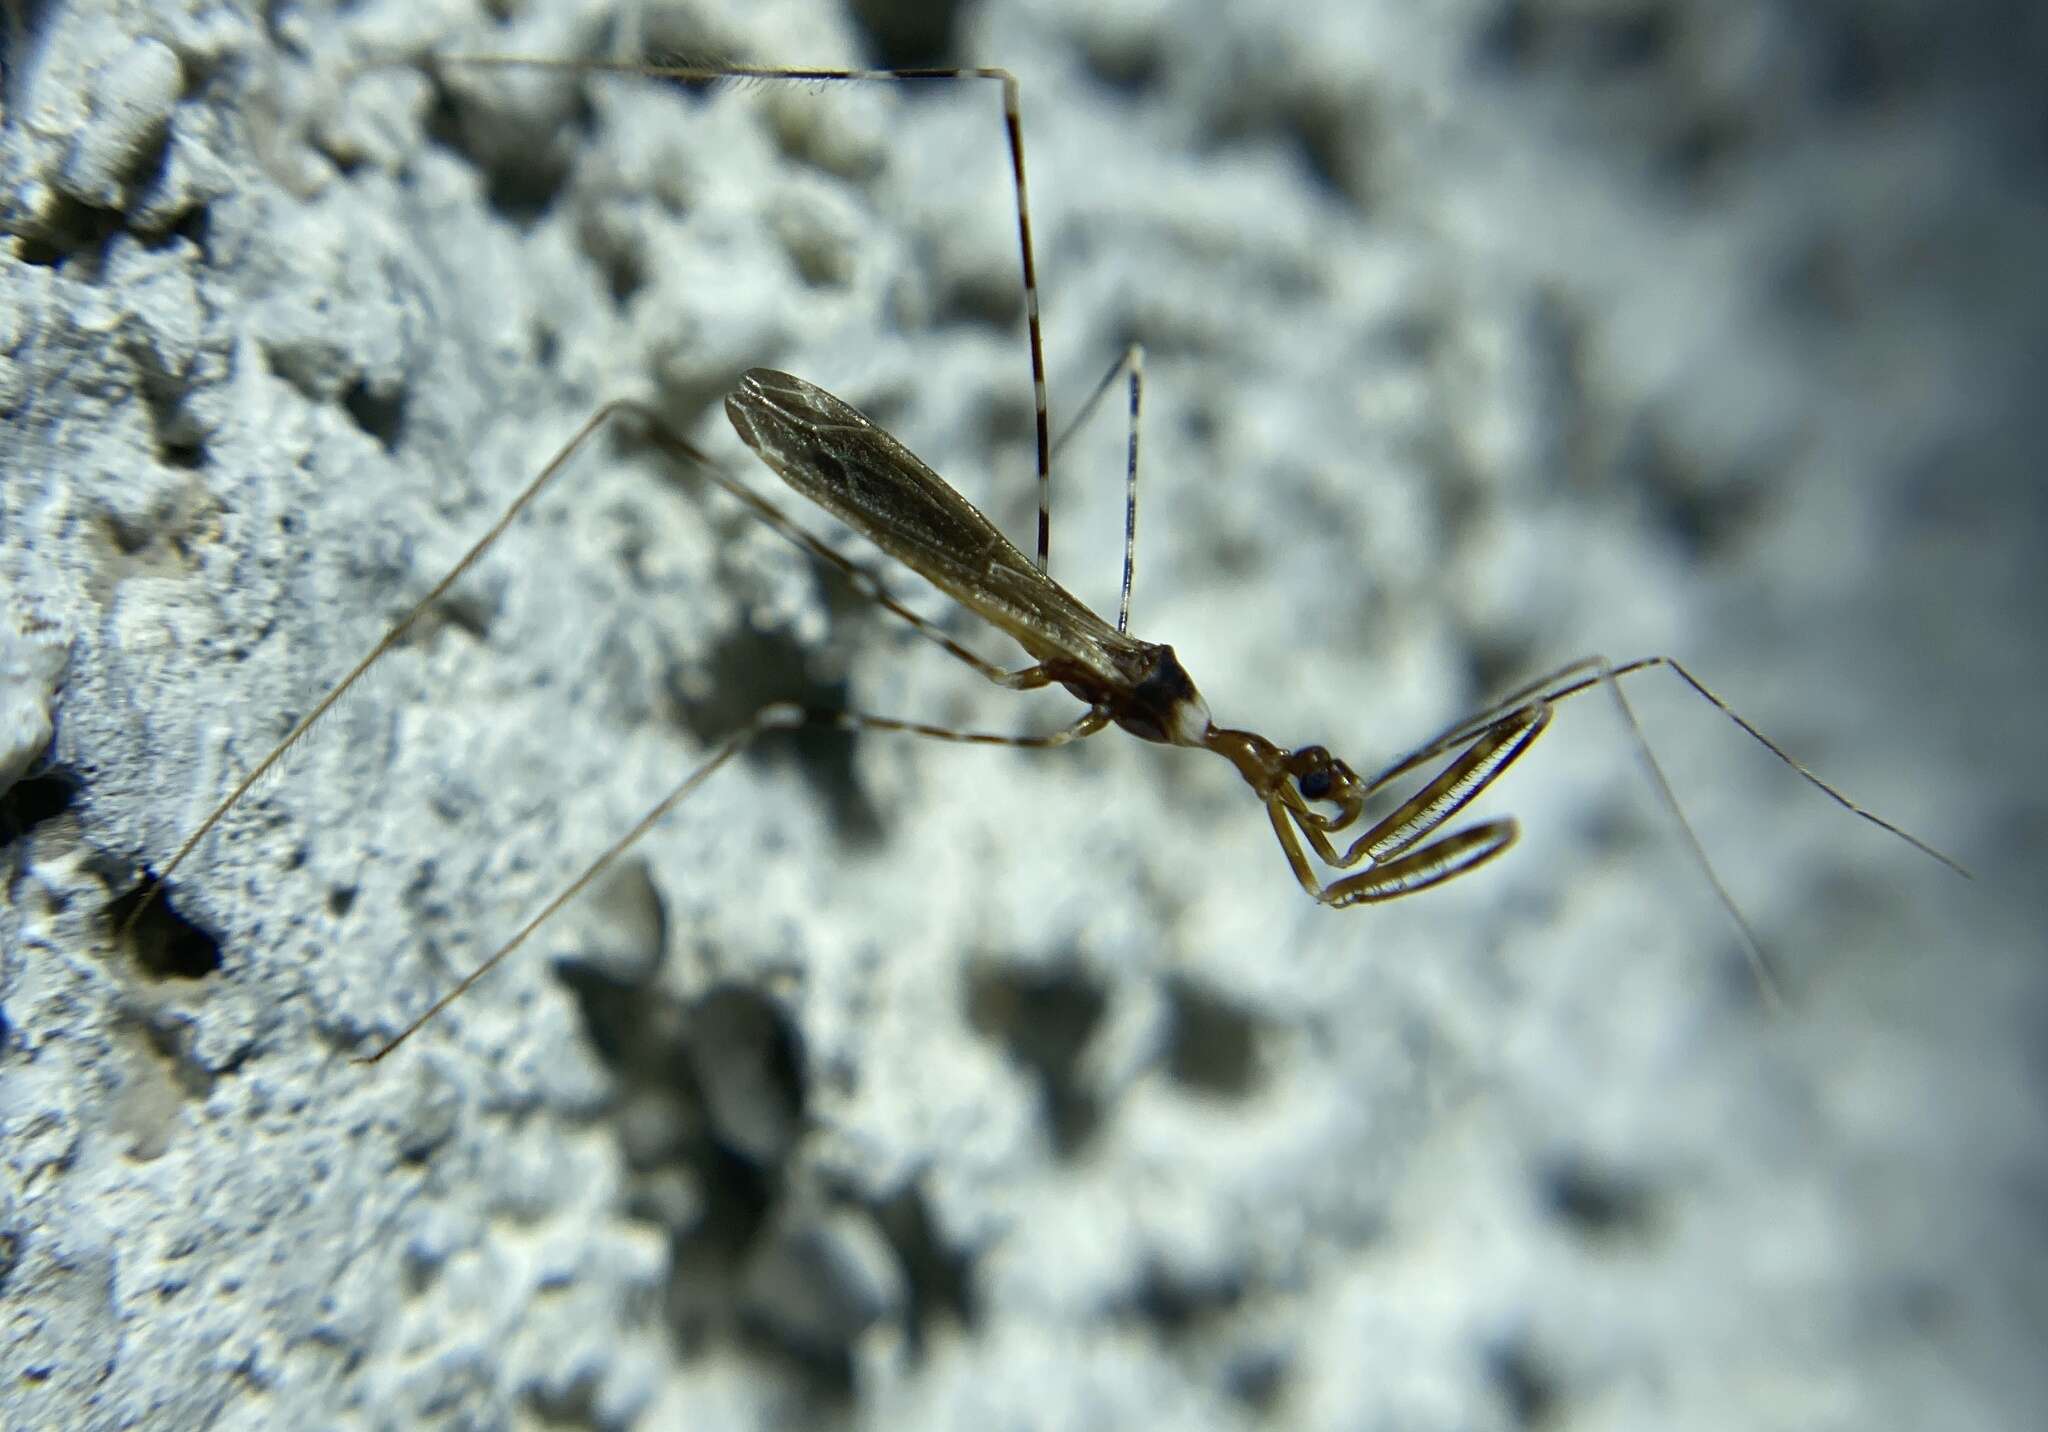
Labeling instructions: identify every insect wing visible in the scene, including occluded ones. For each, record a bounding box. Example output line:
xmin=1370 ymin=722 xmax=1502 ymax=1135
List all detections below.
xmin=726 ymin=369 xmax=1134 ymax=677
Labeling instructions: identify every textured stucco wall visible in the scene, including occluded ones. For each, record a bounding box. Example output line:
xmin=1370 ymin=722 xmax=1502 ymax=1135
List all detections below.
xmin=2 ymin=1 xmax=2042 ymax=1428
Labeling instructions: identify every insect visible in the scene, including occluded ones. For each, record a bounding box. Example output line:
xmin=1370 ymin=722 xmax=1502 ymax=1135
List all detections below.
xmin=123 ymin=53 xmax=1964 ymax=1060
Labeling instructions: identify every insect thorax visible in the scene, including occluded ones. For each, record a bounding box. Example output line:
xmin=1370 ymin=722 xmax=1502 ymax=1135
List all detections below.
xmin=1100 ymin=643 xmax=1212 ymax=748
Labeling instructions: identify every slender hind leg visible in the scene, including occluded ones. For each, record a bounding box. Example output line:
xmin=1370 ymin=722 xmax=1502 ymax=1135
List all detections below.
xmin=361 ymin=702 xmax=1111 ymax=1062
xmin=1329 ymin=655 xmax=1961 ymax=1002
xmin=119 ymin=393 xmax=1053 ymax=935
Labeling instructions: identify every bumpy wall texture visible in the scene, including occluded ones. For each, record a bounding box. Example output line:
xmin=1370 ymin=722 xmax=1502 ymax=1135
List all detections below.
xmin=2 ymin=1 xmax=2043 ymax=1428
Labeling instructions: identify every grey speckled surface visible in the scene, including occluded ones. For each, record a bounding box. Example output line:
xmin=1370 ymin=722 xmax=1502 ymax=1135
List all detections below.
xmin=2 ymin=1 xmax=2043 ymax=1428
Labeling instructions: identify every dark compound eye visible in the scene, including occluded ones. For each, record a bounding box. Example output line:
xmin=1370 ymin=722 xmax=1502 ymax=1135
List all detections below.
xmin=1298 ymin=768 xmax=1335 ymax=801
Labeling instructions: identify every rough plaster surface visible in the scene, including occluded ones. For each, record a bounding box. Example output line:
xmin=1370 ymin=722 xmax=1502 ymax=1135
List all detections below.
xmin=2 ymin=0 xmax=2044 ymax=1428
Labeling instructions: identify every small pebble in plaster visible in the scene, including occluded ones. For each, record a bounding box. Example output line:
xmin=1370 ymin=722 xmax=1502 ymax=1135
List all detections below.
xmin=58 ymin=38 xmax=184 ymax=209
xmin=0 ymin=604 xmax=70 ymax=794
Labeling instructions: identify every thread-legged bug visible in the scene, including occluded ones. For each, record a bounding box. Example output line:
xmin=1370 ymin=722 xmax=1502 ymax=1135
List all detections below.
xmin=122 ymin=54 xmax=1964 ymax=1059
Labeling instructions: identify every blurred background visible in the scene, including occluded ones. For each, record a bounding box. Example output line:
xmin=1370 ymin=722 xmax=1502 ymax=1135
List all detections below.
xmin=2 ymin=0 xmax=2043 ymax=1427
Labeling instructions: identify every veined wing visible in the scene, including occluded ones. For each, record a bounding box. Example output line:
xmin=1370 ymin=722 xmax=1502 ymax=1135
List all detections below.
xmin=725 ymin=368 xmax=1143 ymax=683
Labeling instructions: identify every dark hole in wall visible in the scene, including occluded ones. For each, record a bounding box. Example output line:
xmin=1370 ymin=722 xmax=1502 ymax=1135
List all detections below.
xmin=341 ymin=377 xmax=407 ymax=452
xmin=0 ymin=769 xmax=77 ymax=846
xmin=106 ymin=878 xmax=223 ymax=981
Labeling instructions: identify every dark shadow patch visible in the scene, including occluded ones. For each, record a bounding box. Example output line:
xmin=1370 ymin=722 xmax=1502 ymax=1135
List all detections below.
xmin=601 ymin=233 xmax=646 ymax=307
xmin=1523 ymin=287 xmax=1593 ymax=496
xmin=687 ymin=984 xmax=808 ymax=1169
xmin=168 ymin=201 xmax=211 ymax=258
xmin=134 ymin=359 xmax=211 ymax=469
xmin=846 ymin=0 xmax=964 ymax=69
xmin=667 ymin=623 xmax=885 ymax=846
xmin=106 ymin=879 xmax=223 ymax=982
xmin=664 ymin=1137 xmax=778 ymax=1328
xmin=421 ymin=65 xmax=597 ymax=227
xmin=1285 ymin=86 xmax=1365 ymax=209
xmin=0 ymin=768 xmax=76 ymax=847
xmin=1662 ymin=108 xmax=1749 ymax=191
xmin=1463 ymin=639 xmax=1545 ymax=727
xmin=966 ymin=961 xmax=1107 ymax=1156
xmin=0 ymin=1221 xmax=19 ymax=1297
xmin=524 ymin=1371 xmax=601 ymax=1429
xmin=1225 ymin=1345 xmax=1289 ymax=1411
xmin=326 ymin=884 xmax=357 ymax=918
xmin=2 ymin=0 xmax=59 ymax=111
xmin=1476 ymin=0 xmax=1675 ymax=76
xmin=341 ymin=377 xmax=407 ymax=452
xmin=88 ymin=476 xmax=222 ymax=592
xmin=1080 ymin=28 xmax=1163 ymax=96
xmin=1617 ymin=416 xmax=1766 ymax=561
xmin=1163 ymin=977 xmax=1264 ymax=1097
xmin=975 ymin=385 xmax=1035 ymax=454
xmin=738 ymin=1206 xmax=902 ymax=1394
xmin=130 ymin=1011 xmax=216 ymax=1105
xmin=1134 ymin=1257 xmax=1246 ymax=1337
xmin=10 ymin=191 xmax=126 ymax=270
xmin=934 ymin=255 xmax=1025 ymax=332
xmin=554 ymin=949 xmax=858 ymax=1409
xmin=1489 ymin=1335 xmax=1561 ymax=1427
xmin=874 ymin=1180 xmax=976 ymax=1353
xmin=1797 ymin=4 xmax=1946 ymax=113
xmin=1189 ymin=66 xmax=1371 ymax=210
xmin=1540 ymin=1155 xmax=1660 ymax=1241
xmin=1121 ymin=1255 xmax=1288 ymax=1408
xmin=575 ymin=207 xmax=649 ymax=309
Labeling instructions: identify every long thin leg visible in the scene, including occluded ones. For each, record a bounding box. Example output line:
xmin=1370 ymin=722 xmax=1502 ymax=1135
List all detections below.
xmin=1364 ymin=655 xmax=1964 ymax=875
xmin=121 ymin=398 xmax=637 ymax=934
xmin=429 ymin=55 xmax=1059 ymax=571
xmin=1536 ymin=656 xmax=1964 ymax=876
xmin=1359 ymin=661 xmax=1798 ymax=1005
xmin=126 ymin=396 xmax=1057 ymax=933
xmin=361 ymin=701 xmax=1110 ymax=1062
xmin=1048 ymin=344 xmax=1146 ymax=633
xmin=1364 ymin=656 xmax=1623 ymax=791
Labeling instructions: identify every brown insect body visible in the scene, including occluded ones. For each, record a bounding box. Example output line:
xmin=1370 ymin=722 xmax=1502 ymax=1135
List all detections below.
xmin=724 ymin=366 xmax=1530 ymax=909
xmin=729 ymin=370 xmax=1250 ymax=753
